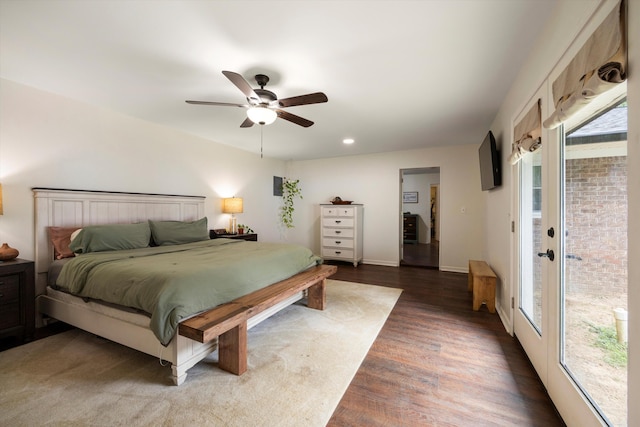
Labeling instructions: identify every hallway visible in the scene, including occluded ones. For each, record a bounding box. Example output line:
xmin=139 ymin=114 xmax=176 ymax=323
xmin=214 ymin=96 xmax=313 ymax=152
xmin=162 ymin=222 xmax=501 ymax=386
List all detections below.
xmin=401 ymin=240 xmax=439 ymax=268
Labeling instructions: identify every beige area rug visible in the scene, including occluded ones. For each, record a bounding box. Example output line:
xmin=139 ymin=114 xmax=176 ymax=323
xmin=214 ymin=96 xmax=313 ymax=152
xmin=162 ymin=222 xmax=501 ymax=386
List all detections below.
xmin=0 ymin=280 xmax=401 ymax=426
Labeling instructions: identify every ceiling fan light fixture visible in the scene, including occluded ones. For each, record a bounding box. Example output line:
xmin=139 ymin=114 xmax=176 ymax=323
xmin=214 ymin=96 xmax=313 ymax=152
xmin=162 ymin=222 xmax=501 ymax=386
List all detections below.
xmin=247 ymin=106 xmax=277 ymax=125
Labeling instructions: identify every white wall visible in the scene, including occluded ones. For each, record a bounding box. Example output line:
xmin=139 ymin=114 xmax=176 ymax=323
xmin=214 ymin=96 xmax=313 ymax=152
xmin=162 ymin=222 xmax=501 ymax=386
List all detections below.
xmin=286 ymin=144 xmax=483 ymax=271
xmin=0 ymin=78 xmax=484 ymax=273
xmin=0 ymin=79 xmax=288 ymax=260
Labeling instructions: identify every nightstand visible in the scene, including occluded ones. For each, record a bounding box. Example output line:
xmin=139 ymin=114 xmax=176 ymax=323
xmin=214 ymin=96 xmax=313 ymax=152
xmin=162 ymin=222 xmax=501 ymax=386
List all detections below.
xmin=0 ymin=258 xmax=35 ymax=342
xmin=209 ymin=231 xmax=258 ymax=242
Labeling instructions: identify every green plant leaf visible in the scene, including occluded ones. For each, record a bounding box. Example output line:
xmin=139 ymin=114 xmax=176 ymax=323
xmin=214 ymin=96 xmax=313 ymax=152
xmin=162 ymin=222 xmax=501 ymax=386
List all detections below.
xmin=280 ymin=178 xmax=302 ymax=228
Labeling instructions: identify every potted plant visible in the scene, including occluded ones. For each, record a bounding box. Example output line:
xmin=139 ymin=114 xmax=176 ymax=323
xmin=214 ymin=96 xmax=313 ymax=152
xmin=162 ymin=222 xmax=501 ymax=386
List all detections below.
xmin=280 ymin=178 xmax=302 ymax=228
xmin=237 ymin=224 xmax=254 ymax=235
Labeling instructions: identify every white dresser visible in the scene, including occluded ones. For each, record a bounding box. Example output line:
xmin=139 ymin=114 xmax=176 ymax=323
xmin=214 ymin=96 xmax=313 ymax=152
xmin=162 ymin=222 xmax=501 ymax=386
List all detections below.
xmin=320 ymin=204 xmax=363 ymax=267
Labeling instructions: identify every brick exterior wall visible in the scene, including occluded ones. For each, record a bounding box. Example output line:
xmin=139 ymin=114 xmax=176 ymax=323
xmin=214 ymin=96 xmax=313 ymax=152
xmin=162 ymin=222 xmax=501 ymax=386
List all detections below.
xmin=564 ymin=155 xmax=627 ymax=295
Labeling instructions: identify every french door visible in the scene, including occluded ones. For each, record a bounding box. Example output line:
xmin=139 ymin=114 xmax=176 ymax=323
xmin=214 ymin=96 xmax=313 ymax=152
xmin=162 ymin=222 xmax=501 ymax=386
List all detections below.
xmin=515 ymin=86 xmax=628 ymax=426
xmin=513 ymin=88 xmax=552 ymax=381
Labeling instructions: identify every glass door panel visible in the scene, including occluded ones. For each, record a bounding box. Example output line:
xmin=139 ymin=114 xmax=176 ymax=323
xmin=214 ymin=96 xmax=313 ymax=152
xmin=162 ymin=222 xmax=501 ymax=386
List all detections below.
xmin=520 ymin=150 xmax=543 ymax=333
xmin=561 ymin=100 xmax=628 ymax=426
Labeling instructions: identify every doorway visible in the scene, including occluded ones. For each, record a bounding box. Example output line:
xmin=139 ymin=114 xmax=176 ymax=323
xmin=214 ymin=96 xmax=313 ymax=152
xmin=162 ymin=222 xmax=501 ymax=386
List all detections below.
xmin=400 ymin=167 xmax=440 ymax=268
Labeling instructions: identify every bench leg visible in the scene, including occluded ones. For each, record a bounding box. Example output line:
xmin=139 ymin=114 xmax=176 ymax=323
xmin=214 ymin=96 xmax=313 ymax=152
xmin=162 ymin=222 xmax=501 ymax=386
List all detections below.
xmin=472 ymin=277 xmax=496 ymax=313
xmin=307 ymin=279 xmax=326 ymax=310
xmin=472 ymin=277 xmax=482 ymax=311
xmin=218 ymin=322 xmax=248 ymax=375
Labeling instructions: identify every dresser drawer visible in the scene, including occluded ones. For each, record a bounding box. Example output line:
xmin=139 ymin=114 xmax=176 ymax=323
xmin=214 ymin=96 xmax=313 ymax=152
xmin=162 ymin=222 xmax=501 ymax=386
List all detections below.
xmin=322 ymin=238 xmax=354 ymax=249
xmin=322 ymin=228 xmax=354 ymax=238
xmin=0 ymin=274 xmax=20 ymax=303
xmin=321 ymin=207 xmax=338 ymax=217
xmin=322 ymin=218 xmax=354 ymax=228
xmin=322 ymin=206 xmax=355 ymax=217
xmin=321 ymin=247 xmax=354 ymax=260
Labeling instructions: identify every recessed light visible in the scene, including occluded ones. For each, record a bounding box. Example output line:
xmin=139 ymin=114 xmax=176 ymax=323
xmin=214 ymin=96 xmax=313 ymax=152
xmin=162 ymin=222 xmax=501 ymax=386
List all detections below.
xmin=343 ymin=138 xmax=355 ymax=145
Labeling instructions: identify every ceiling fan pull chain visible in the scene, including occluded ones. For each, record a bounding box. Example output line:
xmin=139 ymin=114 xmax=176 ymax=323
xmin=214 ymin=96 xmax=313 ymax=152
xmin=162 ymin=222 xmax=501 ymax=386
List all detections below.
xmin=260 ymin=125 xmax=264 ymax=159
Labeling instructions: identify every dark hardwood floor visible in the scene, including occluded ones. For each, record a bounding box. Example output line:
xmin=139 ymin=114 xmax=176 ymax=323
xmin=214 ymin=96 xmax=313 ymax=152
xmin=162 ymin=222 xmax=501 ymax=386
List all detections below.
xmin=1 ymin=262 xmax=564 ymax=426
xmin=327 ymin=263 xmax=564 ymax=427
xmin=401 ymin=241 xmax=439 ymax=268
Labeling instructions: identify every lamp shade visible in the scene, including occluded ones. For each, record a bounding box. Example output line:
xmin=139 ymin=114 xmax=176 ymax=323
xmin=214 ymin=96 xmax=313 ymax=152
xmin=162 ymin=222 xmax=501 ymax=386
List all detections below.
xmin=0 ymin=183 xmax=3 ymax=215
xmin=247 ymin=107 xmax=277 ymax=125
xmin=222 ymin=197 xmax=243 ymax=214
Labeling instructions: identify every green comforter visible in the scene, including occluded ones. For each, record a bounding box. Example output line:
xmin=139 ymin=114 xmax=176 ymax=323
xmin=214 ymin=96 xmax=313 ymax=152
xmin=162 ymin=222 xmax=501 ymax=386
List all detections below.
xmin=55 ymin=239 xmax=322 ymax=345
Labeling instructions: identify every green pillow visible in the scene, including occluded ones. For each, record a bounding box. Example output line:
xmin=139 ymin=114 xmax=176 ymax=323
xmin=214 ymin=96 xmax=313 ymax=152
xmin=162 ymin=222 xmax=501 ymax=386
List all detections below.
xmin=70 ymin=223 xmax=151 ymax=254
xmin=149 ymin=217 xmax=209 ymax=246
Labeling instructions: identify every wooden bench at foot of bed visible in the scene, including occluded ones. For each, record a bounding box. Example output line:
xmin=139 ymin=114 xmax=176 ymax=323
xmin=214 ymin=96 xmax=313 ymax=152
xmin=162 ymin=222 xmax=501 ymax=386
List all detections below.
xmin=178 ymin=264 xmax=337 ymax=375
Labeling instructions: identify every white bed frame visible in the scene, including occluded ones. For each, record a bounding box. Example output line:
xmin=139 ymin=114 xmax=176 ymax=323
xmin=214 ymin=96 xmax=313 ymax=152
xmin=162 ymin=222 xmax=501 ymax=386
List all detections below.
xmin=33 ymin=188 xmax=301 ymax=385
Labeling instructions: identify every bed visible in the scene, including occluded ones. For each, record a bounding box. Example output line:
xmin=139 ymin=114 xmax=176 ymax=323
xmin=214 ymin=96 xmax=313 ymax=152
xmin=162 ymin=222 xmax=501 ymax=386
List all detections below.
xmin=33 ymin=188 xmax=335 ymax=385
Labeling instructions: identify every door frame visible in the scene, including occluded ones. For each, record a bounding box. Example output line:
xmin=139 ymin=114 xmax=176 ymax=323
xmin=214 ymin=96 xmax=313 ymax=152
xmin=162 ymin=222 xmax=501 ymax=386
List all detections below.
xmin=511 ymin=83 xmax=552 ymax=384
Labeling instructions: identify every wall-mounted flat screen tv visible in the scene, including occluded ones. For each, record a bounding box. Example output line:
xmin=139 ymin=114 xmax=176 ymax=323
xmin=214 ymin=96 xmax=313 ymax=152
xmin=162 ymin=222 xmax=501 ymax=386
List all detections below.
xmin=478 ymin=130 xmax=501 ymax=191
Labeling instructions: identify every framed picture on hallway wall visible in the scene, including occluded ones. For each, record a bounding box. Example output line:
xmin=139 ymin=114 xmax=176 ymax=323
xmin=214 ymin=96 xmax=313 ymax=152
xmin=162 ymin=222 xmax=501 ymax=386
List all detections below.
xmin=403 ymin=192 xmax=418 ymax=203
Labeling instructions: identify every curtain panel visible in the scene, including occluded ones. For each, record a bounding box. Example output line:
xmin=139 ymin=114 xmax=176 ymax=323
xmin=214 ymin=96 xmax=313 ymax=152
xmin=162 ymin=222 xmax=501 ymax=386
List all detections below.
xmin=543 ymin=0 xmax=626 ymax=129
xmin=510 ymin=99 xmax=542 ymax=165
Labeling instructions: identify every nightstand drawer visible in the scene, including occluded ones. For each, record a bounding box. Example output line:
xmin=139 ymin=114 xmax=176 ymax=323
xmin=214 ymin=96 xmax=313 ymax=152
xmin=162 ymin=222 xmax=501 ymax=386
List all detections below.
xmin=0 ymin=259 xmax=35 ymax=342
xmin=0 ymin=275 xmax=20 ymax=303
xmin=0 ymin=305 xmax=20 ymax=330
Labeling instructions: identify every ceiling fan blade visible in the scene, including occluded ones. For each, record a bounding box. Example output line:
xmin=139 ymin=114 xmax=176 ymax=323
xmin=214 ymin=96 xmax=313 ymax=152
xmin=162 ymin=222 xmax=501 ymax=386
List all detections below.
xmin=222 ymin=70 xmax=261 ymax=104
xmin=240 ymin=117 xmax=254 ymax=128
xmin=275 ymin=109 xmax=314 ymax=127
xmin=277 ymin=92 xmax=328 ymax=108
xmin=185 ymin=100 xmax=249 ymax=108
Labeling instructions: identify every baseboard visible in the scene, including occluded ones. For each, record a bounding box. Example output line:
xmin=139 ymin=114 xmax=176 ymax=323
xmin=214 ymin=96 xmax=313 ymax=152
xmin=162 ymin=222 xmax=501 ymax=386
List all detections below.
xmin=362 ymin=259 xmax=399 ymax=267
xmin=496 ymin=303 xmax=513 ymax=335
xmin=440 ymin=265 xmax=468 ymax=274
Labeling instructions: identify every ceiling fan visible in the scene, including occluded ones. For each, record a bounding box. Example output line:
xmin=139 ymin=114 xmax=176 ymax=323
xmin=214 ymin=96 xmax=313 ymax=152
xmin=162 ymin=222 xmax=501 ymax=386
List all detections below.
xmin=186 ymin=71 xmax=328 ymax=128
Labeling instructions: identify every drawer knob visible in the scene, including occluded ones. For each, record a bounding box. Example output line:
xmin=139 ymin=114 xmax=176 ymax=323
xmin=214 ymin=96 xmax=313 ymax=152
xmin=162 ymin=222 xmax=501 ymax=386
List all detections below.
xmin=335 ymin=251 xmax=341 ymax=254
xmin=335 ymin=241 xmax=341 ymax=244
xmin=335 ymin=220 xmax=341 ymax=224
xmin=335 ymin=231 xmax=341 ymax=234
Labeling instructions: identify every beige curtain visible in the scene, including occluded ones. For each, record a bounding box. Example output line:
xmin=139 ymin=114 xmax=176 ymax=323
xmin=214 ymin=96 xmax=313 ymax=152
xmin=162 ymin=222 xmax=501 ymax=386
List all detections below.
xmin=510 ymin=99 xmax=541 ymax=165
xmin=543 ymin=0 xmax=626 ymax=129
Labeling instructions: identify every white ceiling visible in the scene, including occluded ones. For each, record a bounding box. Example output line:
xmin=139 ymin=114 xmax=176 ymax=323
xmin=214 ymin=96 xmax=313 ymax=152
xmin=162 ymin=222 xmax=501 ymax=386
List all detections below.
xmin=0 ymin=0 xmax=557 ymax=161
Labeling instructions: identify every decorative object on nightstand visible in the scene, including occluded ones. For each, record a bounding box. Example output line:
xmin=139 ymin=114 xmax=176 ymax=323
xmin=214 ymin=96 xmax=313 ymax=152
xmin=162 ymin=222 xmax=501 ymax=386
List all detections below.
xmin=237 ymin=224 xmax=254 ymax=235
xmin=320 ymin=203 xmax=363 ymax=267
xmin=0 ymin=184 xmax=19 ymax=261
xmin=0 ymin=243 xmax=19 ymax=261
xmin=222 ymin=197 xmax=243 ymax=234
xmin=0 ymin=258 xmax=35 ymax=342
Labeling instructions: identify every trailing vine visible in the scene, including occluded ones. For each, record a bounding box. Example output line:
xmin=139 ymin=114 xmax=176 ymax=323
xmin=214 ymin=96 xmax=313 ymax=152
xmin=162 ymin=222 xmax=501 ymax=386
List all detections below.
xmin=280 ymin=178 xmax=302 ymax=228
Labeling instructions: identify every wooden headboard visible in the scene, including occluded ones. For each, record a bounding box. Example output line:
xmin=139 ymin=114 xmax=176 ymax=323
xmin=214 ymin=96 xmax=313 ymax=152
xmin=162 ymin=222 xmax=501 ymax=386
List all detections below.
xmin=33 ymin=188 xmax=205 ymax=296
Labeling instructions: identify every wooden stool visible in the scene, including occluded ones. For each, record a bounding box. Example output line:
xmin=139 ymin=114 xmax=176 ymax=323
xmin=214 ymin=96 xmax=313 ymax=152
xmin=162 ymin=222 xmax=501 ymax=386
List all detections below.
xmin=468 ymin=260 xmax=497 ymax=313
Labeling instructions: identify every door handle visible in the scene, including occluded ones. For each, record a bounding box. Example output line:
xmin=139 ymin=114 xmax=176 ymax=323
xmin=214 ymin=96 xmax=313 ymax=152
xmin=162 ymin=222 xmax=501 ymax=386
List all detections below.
xmin=566 ymin=253 xmax=582 ymax=261
xmin=537 ymin=249 xmax=555 ymax=261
